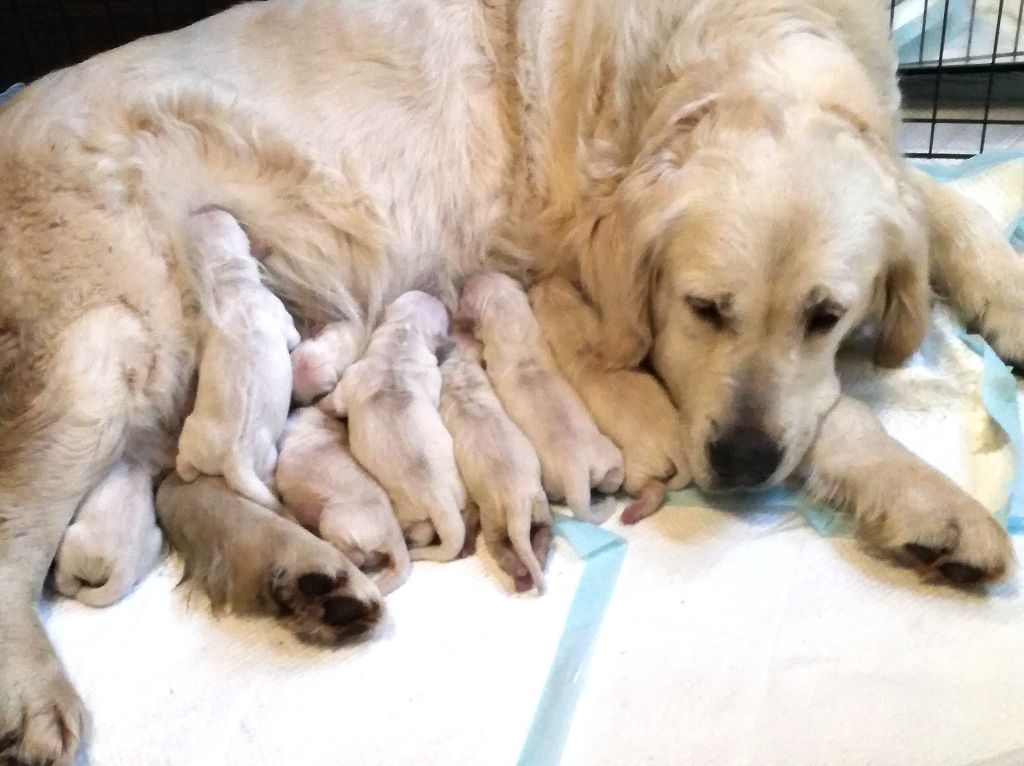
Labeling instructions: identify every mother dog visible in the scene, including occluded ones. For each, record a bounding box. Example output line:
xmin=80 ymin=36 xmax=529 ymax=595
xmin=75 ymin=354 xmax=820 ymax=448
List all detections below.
xmin=1 ymin=0 xmax=1021 ymax=763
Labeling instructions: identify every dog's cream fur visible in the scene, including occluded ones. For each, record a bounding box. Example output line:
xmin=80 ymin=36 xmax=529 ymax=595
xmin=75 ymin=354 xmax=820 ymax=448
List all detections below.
xmin=276 ymin=406 xmax=411 ymax=594
xmin=457 ymin=273 xmax=624 ymax=522
xmin=530 ymin=276 xmax=690 ymax=524
xmin=440 ymin=333 xmax=551 ymax=593
xmin=1 ymin=1 xmax=1021 ymax=762
xmin=175 ymin=209 xmax=300 ymax=509
xmin=322 ymin=291 xmax=467 ymax=562
xmin=291 ymin=320 xmax=367 ymax=404
xmin=53 ymin=461 xmax=164 ymax=607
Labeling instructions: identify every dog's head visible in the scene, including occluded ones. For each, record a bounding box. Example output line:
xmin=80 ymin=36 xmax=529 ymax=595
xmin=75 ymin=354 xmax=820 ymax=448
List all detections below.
xmin=581 ymin=91 xmax=929 ymax=491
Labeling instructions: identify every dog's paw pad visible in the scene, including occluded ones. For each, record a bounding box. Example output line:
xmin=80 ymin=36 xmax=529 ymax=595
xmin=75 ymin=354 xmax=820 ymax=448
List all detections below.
xmin=937 ymin=561 xmax=987 ymax=586
xmin=269 ymin=567 xmax=381 ymax=645
xmin=297 ymin=572 xmax=338 ymax=597
xmin=902 ymin=543 xmax=946 ymax=566
xmin=322 ymin=596 xmax=372 ymax=626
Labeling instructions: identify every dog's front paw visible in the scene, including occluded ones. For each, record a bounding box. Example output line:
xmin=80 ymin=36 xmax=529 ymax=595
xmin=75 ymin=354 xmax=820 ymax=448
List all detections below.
xmin=0 ymin=650 xmax=86 ymax=766
xmin=859 ymin=480 xmax=1013 ymax=586
xmin=975 ymin=314 xmax=1024 ymax=370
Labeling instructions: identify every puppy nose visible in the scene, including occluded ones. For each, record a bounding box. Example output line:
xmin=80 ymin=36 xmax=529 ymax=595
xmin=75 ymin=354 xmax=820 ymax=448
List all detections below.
xmin=707 ymin=426 xmax=782 ymax=488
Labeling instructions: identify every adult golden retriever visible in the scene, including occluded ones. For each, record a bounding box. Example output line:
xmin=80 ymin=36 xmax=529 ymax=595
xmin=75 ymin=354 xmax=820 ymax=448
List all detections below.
xmin=0 ymin=0 xmax=1020 ymax=762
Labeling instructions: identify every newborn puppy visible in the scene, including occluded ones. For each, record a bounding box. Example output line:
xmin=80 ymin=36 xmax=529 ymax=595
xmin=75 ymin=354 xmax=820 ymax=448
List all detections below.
xmin=176 ymin=209 xmax=300 ymax=510
xmin=456 ymin=272 xmax=624 ymax=523
xmin=54 ymin=461 xmax=164 ymax=607
xmin=440 ymin=333 xmax=552 ymax=593
xmin=291 ymin=320 xmax=366 ymax=404
xmin=322 ymin=291 xmax=467 ymax=561
xmin=530 ymin=277 xmax=691 ymax=524
xmin=276 ymin=407 xmax=411 ymax=594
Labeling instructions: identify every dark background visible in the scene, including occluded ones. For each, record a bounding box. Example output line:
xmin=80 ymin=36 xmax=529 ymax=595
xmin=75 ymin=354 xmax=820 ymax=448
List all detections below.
xmin=1 ymin=0 xmax=244 ymax=86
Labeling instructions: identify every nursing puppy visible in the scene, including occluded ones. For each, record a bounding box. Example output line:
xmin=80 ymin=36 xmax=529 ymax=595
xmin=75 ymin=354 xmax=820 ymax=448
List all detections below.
xmin=291 ymin=320 xmax=366 ymax=404
xmin=276 ymin=407 xmax=411 ymax=595
xmin=53 ymin=461 xmax=164 ymax=607
xmin=176 ymin=209 xmax=300 ymax=509
xmin=530 ymin=277 xmax=690 ymax=524
xmin=322 ymin=291 xmax=467 ymax=561
xmin=440 ymin=333 xmax=552 ymax=593
xmin=457 ymin=273 xmax=624 ymax=523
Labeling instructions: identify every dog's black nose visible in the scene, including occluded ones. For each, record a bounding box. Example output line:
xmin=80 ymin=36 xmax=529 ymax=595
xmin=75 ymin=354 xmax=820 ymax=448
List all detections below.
xmin=707 ymin=426 xmax=782 ymax=488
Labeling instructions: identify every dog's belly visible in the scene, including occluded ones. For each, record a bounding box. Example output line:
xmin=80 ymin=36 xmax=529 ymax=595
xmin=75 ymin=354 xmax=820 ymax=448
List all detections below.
xmin=22 ymin=0 xmax=510 ymax=292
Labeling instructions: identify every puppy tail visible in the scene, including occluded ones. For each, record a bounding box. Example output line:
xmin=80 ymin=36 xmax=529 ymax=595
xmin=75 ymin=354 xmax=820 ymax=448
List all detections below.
xmin=563 ymin=469 xmax=614 ymax=525
xmin=509 ymin=495 xmax=549 ymax=594
xmin=408 ymin=503 xmax=466 ymax=563
xmin=620 ymin=480 xmax=667 ymax=525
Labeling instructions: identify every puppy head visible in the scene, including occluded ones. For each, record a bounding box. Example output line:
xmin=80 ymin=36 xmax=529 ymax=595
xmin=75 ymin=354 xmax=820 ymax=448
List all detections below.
xmin=583 ymin=93 xmax=928 ymax=491
xmin=385 ymin=290 xmax=450 ymax=349
xmin=454 ymin=273 xmax=529 ymax=339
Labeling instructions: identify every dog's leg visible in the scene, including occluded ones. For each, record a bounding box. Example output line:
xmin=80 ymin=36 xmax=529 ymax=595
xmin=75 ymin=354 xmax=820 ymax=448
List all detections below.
xmin=1 ymin=305 xmax=145 ymax=765
xmin=156 ymin=475 xmax=383 ymax=644
xmin=911 ymin=170 xmax=1024 ymax=365
xmin=800 ymin=395 xmax=1013 ymax=585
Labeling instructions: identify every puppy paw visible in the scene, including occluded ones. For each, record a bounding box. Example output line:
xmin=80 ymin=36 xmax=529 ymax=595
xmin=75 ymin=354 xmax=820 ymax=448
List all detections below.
xmin=0 ymin=651 xmax=86 ymax=766
xmin=859 ymin=483 xmax=1013 ymax=586
xmin=269 ymin=567 xmax=383 ymax=645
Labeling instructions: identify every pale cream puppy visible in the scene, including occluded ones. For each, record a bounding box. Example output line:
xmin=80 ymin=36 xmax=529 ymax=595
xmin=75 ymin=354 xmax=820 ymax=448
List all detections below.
xmin=440 ymin=333 xmax=552 ymax=593
xmin=291 ymin=320 xmax=366 ymax=404
xmin=176 ymin=209 xmax=300 ymax=509
xmin=322 ymin=291 xmax=466 ymax=561
xmin=456 ymin=273 xmax=624 ymax=523
xmin=276 ymin=406 xmax=411 ymax=595
xmin=530 ymin=277 xmax=692 ymax=524
xmin=53 ymin=461 xmax=164 ymax=607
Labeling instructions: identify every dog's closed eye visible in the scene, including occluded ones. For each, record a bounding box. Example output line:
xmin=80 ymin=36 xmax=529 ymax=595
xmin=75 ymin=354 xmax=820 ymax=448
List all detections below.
xmin=805 ymin=301 xmax=845 ymax=337
xmin=685 ymin=296 xmax=727 ymax=330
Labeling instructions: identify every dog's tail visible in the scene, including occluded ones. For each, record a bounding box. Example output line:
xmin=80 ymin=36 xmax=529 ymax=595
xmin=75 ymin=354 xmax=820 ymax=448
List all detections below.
xmin=508 ymin=493 xmax=550 ymax=594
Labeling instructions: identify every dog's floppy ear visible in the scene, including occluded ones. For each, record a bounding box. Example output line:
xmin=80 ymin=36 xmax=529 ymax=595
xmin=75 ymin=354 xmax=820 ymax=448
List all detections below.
xmin=873 ymin=185 xmax=931 ymax=368
xmin=874 ymin=251 xmax=929 ymax=367
xmin=579 ymin=94 xmax=716 ymax=368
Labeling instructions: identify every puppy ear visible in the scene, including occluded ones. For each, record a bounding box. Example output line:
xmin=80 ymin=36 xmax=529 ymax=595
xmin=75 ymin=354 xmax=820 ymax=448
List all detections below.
xmin=579 ymin=95 xmax=716 ymax=368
